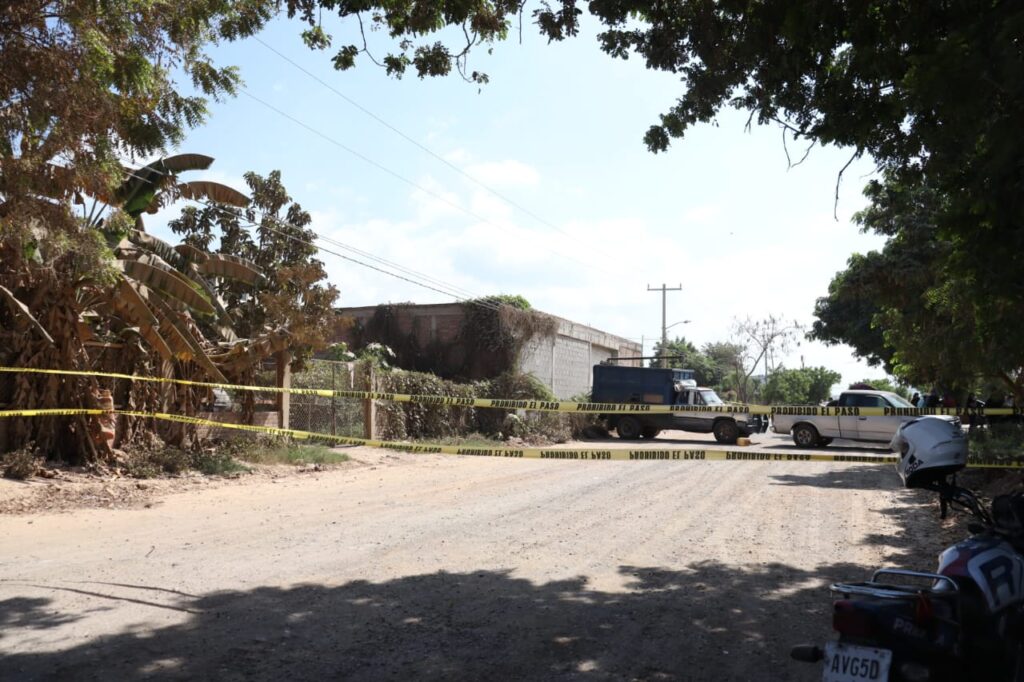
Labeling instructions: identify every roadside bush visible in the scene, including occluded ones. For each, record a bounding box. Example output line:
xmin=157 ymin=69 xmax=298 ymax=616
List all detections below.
xmin=476 ymin=372 xmax=554 ymax=436
xmin=374 ymin=369 xmax=477 ymax=440
xmin=969 ymin=422 xmax=1024 ymax=464
xmin=125 ymin=446 xmax=192 ymax=478
xmin=227 ymin=437 xmax=350 ymax=465
xmin=2 ymin=447 xmax=38 ymax=480
xmin=566 ymin=390 xmax=605 ymax=439
xmin=369 ymin=369 xmax=600 ymax=445
xmin=190 ymin=450 xmax=250 ymax=476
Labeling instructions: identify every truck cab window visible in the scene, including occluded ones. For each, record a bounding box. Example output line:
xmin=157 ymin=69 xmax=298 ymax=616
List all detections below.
xmin=851 ymin=395 xmax=885 ymax=408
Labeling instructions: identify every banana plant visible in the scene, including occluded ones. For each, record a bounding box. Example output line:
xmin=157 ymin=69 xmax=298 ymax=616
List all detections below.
xmin=7 ymin=154 xmax=278 ymax=385
xmin=90 ymin=156 xmax=263 ymax=383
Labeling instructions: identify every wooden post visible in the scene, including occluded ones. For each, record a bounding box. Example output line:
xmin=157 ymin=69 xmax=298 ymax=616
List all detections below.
xmin=276 ymin=350 xmax=292 ymax=430
xmin=362 ymin=364 xmax=375 ymax=440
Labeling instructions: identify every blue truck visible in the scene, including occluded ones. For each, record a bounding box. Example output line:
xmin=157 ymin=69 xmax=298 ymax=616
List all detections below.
xmin=591 ymin=364 xmax=760 ymax=443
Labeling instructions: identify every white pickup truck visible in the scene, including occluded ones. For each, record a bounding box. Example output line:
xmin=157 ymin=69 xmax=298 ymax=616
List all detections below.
xmin=772 ymin=389 xmax=934 ymax=448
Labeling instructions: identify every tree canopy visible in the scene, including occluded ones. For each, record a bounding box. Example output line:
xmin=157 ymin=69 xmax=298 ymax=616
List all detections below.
xmin=650 ymin=337 xmax=718 ymax=386
xmin=810 ymin=176 xmax=1023 ymax=398
xmin=761 ymin=367 xmax=841 ymax=406
xmin=170 ymin=170 xmax=339 ymax=368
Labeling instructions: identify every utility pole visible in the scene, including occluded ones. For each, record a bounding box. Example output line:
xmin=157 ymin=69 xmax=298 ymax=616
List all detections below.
xmin=648 ymin=283 xmax=682 ymax=368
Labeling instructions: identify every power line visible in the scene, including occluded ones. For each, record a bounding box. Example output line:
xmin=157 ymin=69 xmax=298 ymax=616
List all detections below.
xmin=254 ymin=36 xmax=613 ymax=259
xmin=238 ymin=88 xmax=611 ymax=276
xmin=190 ymin=198 xmax=506 ymax=313
xmin=193 ymin=196 xmax=506 ymax=313
xmin=118 ymin=167 xmax=505 ymax=312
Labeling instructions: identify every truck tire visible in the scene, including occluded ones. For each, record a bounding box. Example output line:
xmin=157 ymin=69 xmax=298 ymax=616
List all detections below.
xmin=640 ymin=426 xmax=661 ymax=439
xmin=792 ymin=423 xmax=820 ymax=448
xmin=616 ymin=416 xmax=642 ymax=440
xmin=712 ymin=419 xmax=739 ymax=444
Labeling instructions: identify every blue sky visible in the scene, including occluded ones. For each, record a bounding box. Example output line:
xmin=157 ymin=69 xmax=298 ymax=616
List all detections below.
xmin=148 ymin=12 xmax=889 ymax=390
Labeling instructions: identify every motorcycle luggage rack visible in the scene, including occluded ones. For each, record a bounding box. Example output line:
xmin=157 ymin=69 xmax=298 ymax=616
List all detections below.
xmin=832 ymin=569 xmax=959 ymax=601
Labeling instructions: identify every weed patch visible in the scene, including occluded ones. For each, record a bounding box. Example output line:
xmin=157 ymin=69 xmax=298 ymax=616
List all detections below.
xmin=191 ymin=450 xmax=251 ymax=476
xmin=218 ymin=437 xmax=350 ymax=466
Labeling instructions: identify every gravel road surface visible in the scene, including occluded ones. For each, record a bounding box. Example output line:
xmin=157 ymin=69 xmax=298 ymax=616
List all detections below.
xmin=0 ymin=432 xmax=945 ymax=681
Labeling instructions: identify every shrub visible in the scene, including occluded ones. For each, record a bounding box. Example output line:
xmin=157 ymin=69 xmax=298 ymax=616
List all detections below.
xmin=190 ymin=450 xmax=250 ymax=476
xmin=375 ymin=368 xmax=477 ymax=440
xmin=2 ymin=447 xmax=38 ymax=480
xmin=125 ymin=446 xmax=193 ymax=478
xmin=969 ymin=422 xmax=1024 ymax=464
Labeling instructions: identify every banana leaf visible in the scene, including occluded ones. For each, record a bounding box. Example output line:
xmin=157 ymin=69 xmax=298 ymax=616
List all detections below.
xmin=146 ymin=293 xmax=229 ymax=384
xmin=197 ymin=254 xmax=263 ymax=286
xmin=127 ymin=230 xmax=191 ymax=271
xmin=160 ymin=154 xmax=214 ymax=173
xmin=113 ymin=280 xmax=174 ymax=362
xmin=186 ymin=264 xmax=238 ymax=342
xmin=176 ymin=181 xmax=249 ymax=208
xmin=117 ymin=257 xmax=215 ymax=316
xmin=0 ymin=285 xmax=55 ymax=345
xmin=174 ymin=243 xmax=209 ymax=264
xmin=117 ymin=155 xmax=213 ymax=217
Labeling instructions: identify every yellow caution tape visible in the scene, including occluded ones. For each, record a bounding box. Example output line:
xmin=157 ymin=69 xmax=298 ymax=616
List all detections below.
xmin=0 ymin=408 xmax=106 ymax=417
xmin=5 ymin=406 xmax=1021 ymax=469
xmin=0 ymin=366 xmax=699 ymax=414
xmin=0 ymin=367 xmax=1020 ymax=417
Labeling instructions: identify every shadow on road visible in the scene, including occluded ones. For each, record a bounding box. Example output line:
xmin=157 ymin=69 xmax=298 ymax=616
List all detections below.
xmin=769 ymin=465 xmax=898 ymax=491
xmin=2 ymin=561 xmax=878 ymax=682
xmin=767 ymin=443 xmax=891 ymax=453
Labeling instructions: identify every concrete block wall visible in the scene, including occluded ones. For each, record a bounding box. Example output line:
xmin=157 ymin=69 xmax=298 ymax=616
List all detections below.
xmin=551 ymin=335 xmax=591 ymax=398
xmin=518 ymin=335 xmax=554 ymax=390
xmin=518 ymin=318 xmax=641 ymax=399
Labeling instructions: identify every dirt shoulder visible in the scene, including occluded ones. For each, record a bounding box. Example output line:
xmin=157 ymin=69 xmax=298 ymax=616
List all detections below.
xmin=0 ymin=458 xmax=367 ymax=516
xmin=0 ymin=440 xmax=958 ymax=681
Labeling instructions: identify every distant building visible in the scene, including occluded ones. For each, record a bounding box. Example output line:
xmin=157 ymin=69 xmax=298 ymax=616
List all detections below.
xmin=331 ymin=303 xmax=641 ymax=398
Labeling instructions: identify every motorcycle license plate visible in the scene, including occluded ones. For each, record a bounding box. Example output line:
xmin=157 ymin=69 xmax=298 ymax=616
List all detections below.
xmin=821 ymin=641 xmax=892 ymax=682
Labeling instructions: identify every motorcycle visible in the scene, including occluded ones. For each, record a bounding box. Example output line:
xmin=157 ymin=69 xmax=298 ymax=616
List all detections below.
xmin=791 ymin=416 xmax=1024 ymax=681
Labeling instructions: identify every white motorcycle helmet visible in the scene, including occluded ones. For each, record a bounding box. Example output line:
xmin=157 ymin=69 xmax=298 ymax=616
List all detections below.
xmin=892 ymin=416 xmax=967 ymax=488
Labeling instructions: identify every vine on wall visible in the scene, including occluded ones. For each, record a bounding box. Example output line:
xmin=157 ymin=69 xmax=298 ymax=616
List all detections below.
xmin=350 ymin=296 xmax=557 ymax=380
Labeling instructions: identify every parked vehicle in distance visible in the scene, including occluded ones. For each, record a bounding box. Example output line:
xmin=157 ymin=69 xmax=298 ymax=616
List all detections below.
xmin=591 ymin=364 xmax=761 ymax=444
xmin=772 ymin=389 xmax=956 ymax=448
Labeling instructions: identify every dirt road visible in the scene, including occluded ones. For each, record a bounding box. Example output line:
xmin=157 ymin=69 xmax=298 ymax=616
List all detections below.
xmin=0 ymin=435 xmax=943 ymax=681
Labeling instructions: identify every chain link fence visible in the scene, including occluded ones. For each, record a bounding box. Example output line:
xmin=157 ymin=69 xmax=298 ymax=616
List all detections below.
xmin=290 ymin=359 xmax=365 ymax=438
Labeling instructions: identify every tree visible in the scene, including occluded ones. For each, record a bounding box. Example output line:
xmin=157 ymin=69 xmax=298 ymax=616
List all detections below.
xmin=809 ymin=176 xmax=1020 ymax=398
xmin=650 ymin=337 xmax=717 ymax=386
xmin=725 ymin=315 xmax=802 ymax=401
xmin=170 ymin=170 xmax=339 ymax=370
xmin=850 ymin=378 xmax=911 ymax=402
xmin=701 ymin=341 xmax=749 ymax=401
xmin=0 ymin=152 xmax=275 ymax=458
xmin=762 ymin=367 xmax=841 ymax=406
